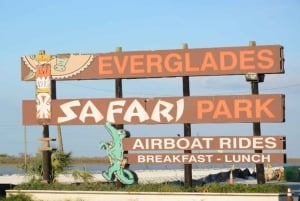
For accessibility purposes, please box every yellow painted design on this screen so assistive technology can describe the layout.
[36,54,51,62]
[36,88,50,93]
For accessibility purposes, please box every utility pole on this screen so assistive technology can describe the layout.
[41,79,57,183]
[56,125,64,152]
[182,43,192,188]
[23,126,27,172]
[115,46,125,188]
[114,46,123,130]
[42,125,52,183]
[245,41,266,184]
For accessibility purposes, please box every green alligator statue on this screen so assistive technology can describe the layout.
[99,122,137,184]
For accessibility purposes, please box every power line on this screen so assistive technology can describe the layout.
[59,81,300,97]
[261,83,300,91]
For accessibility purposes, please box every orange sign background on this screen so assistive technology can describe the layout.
[21,45,284,80]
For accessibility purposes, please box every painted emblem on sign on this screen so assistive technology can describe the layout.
[23,54,94,80]
[35,51,52,123]
[99,122,137,184]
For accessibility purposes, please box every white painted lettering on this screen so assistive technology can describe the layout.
[132,139,145,150]
[58,100,80,123]
[164,138,175,149]
[220,138,231,149]
[151,100,174,122]
[124,99,149,122]
[224,154,271,163]
[239,138,252,149]
[151,139,162,149]
[79,100,103,123]
[265,137,277,149]
[176,98,184,121]
[252,137,264,149]
[107,100,126,123]
[137,155,145,163]
[202,138,213,149]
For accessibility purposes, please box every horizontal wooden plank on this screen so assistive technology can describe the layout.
[125,153,286,164]
[22,94,285,125]
[123,136,286,151]
[21,45,284,80]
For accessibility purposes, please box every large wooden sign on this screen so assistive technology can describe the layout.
[21,45,284,80]
[123,136,286,164]
[22,94,284,125]
[21,44,286,184]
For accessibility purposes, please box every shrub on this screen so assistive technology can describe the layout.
[14,180,288,193]
[51,151,72,179]
[19,151,72,182]
[72,170,94,184]
[1,193,34,201]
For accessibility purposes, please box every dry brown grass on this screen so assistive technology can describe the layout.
[71,156,109,164]
[0,154,109,166]
[286,158,300,163]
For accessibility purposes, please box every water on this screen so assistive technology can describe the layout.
[0,166,25,175]
[2,163,298,175]
[67,163,246,173]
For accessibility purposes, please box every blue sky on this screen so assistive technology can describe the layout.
[0,0,299,160]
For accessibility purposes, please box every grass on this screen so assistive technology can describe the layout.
[1,183,289,201]
[195,183,288,193]
[0,194,34,201]
[14,180,288,193]
[4,177,289,201]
